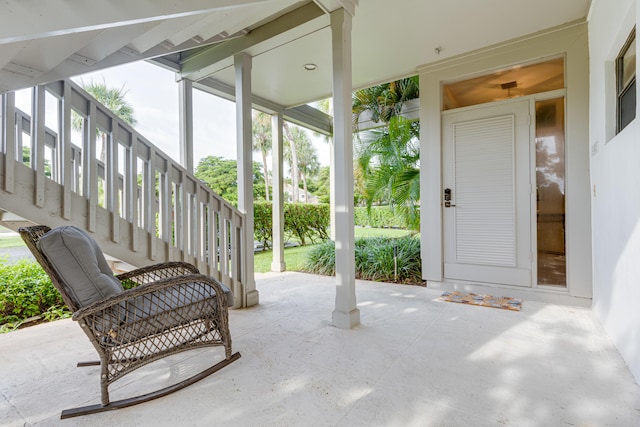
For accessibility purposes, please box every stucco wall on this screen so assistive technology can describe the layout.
[419,23,592,302]
[588,0,640,383]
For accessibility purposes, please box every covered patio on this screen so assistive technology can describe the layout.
[2,272,639,426]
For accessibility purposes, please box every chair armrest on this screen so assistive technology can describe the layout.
[72,273,228,322]
[115,262,200,288]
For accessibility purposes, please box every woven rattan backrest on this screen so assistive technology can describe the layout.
[18,225,82,312]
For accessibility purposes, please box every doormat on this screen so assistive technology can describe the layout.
[439,291,522,311]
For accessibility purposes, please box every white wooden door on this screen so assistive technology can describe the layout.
[443,100,532,287]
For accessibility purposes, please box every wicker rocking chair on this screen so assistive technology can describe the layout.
[19,225,241,419]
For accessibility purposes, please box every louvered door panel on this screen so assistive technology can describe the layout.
[453,115,515,267]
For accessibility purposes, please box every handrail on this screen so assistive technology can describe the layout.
[0,80,245,306]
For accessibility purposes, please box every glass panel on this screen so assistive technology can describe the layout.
[535,98,566,286]
[443,57,564,110]
[621,35,636,90]
[618,30,636,132]
[620,79,636,130]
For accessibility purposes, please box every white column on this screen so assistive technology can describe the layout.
[271,113,286,272]
[179,79,194,173]
[235,52,259,308]
[420,73,443,282]
[331,8,360,329]
[329,139,336,240]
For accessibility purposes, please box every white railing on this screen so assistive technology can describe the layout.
[0,80,246,305]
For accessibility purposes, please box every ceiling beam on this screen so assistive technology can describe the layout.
[179,2,325,82]
[13,31,246,95]
[312,0,359,16]
[284,104,333,135]
[0,0,271,44]
[193,76,332,135]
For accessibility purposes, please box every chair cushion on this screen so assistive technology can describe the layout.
[38,226,124,308]
[96,281,233,345]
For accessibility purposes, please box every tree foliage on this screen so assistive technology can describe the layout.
[283,124,319,202]
[81,80,137,126]
[72,80,137,163]
[282,121,300,202]
[252,111,272,201]
[251,113,322,204]
[289,126,319,202]
[253,202,329,248]
[352,77,421,229]
[356,116,420,230]
[308,166,330,204]
[352,76,419,127]
[194,156,266,203]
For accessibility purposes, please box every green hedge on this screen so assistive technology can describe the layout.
[354,206,416,229]
[253,202,273,248]
[254,202,330,248]
[303,235,422,283]
[0,259,70,332]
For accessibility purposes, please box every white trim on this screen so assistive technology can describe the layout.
[178,79,194,173]
[271,113,286,272]
[427,280,591,308]
[330,8,359,329]
[420,22,591,300]
[234,52,258,308]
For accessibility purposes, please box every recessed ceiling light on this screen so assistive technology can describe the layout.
[304,63,318,71]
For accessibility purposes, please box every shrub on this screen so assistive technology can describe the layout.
[303,235,422,283]
[303,240,336,276]
[0,259,70,332]
[285,203,330,245]
[354,206,417,229]
[355,236,422,282]
[253,202,273,249]
[253,202,330,248]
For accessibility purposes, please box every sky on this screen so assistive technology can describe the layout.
[31,60,330,169]
[75,61,238,167]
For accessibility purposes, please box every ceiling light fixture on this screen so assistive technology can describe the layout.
[304,63,318,71]
[501,81,518,98]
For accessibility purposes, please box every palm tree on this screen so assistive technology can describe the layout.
[352,76,419,127]
[83,80,136,126]
[293,131,319,203]
[283,124,318,203]
[356,116,420,230]
[282,121,300,202]
[74,80,137,162]
[352,77,420,229]
[252,111,272,201]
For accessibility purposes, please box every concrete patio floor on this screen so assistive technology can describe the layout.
[1,272,639,426]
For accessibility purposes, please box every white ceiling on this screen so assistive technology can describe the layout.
[0,0,591,109]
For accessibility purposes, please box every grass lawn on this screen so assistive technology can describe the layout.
[353,226,414,239]
[0,234,23,249]
[254,227,414,273]
[254,244,313,273]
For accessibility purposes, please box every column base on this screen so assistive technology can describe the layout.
[244,289,259,307]
[270,262,286,272]
[332,308,360,329]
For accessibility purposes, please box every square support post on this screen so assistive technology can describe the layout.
[234,53,259,308]
[271,113,286,272]
[330,139,336,240]
[178,79,194,173]
[331,8,360,329]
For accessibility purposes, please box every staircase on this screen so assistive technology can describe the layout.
[0,79,247,307]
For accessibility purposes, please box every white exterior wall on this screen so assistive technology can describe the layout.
[588,0,640,383]
[419,23,592,303]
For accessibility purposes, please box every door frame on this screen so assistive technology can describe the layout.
[418,23,592,301]
[442,98,534,287]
